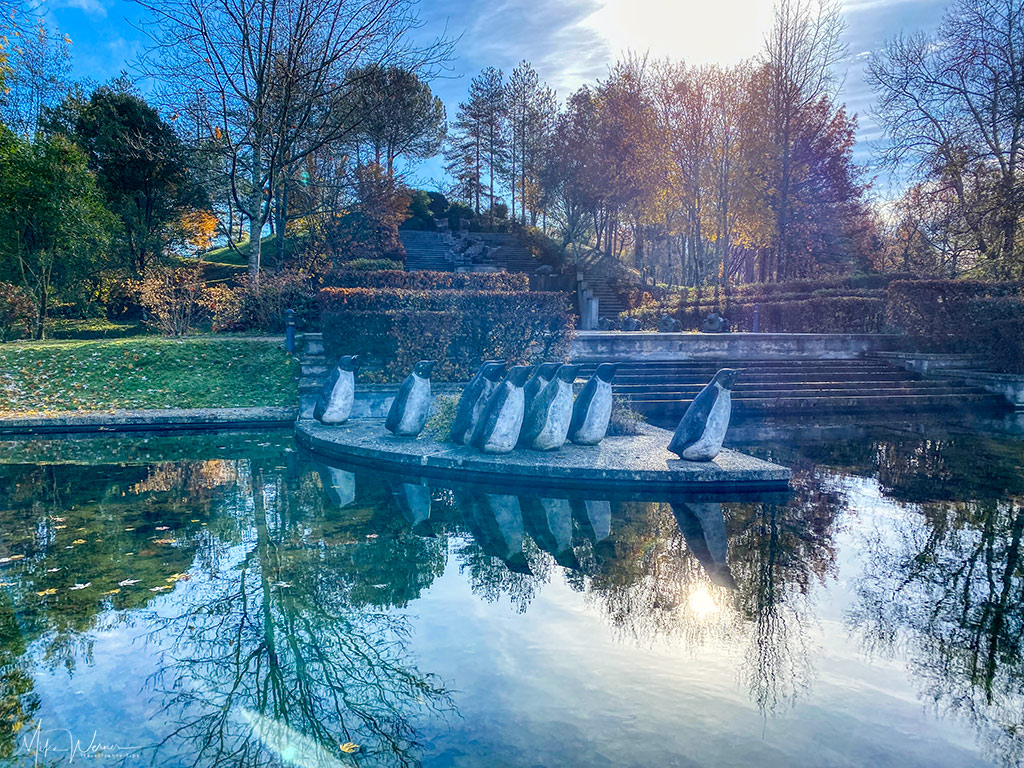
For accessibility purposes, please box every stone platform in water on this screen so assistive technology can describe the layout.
[294,419,790,492]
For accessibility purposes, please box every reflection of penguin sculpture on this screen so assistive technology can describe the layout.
[386,360,436,437]
[521,364,582,451]
[457,491,532,574]
[522,362,562,417]
[668,368,743,461]
[671,502,735,589]
[470,366,533,454]
[316,464,356,508]
[392,481,434,536]
[569,363,620,445]
[451,361,507,445]
[522,496,579,569]
[313,355,360,424]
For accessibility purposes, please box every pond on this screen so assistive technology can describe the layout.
[0,419,1023,768]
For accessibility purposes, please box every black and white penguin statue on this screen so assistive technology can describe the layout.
[668,368,743,461]
[568,362,620,445]
[470,365,533,454]
[520,363,581,451]
[522,362,563,416]
[313,355,360,424]
[451,360,507,444]
[385,360,436,437]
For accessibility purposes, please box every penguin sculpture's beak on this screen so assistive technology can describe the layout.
[721,369,744,389]
[419,360,437,377]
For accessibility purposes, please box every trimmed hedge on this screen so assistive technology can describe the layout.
[886,280,1024,350]
[325,269,529,292]
[319,287,575,382]
[627,293,887,333]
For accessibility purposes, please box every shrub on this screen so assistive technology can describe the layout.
[607,396,646,436]
[887,280,1024,349]
[325,269,528,292]
[341,258,405,272]
[0,282,34,341]
[209,270,316,333]
[993,318,1024,374]
[424,394,460,440]
[319,287,575,382]
[138,265,208,336]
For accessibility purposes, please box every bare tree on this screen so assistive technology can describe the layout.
[763,0,846,280]
[869,0,1024,278]
[135,0,451,284]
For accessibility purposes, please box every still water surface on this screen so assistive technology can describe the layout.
[0,422,1022,767]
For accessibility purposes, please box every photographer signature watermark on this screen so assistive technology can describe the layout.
[19,722,145,765]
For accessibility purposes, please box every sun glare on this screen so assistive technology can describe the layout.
[584,0,774,66]
[688,585,721,618]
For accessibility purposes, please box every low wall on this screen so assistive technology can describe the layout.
[570,332,904,362]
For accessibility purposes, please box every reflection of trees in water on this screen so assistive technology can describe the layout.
[850,497,1024,767]
[146,464,454,768]
[0,591,38,760]
[727,469,841,715]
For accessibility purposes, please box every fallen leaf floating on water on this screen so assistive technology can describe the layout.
[69,583,91,591]
[103,589,120,596]
[339,743,360,754]
[155,526,170,531]
[36,588,57,596]
[153,539,177,546]
[72,539,86,546]
[150,585,171,593]
[118,579,141,586]
[165,573,188,583]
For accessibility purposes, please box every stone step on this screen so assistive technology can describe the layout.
[616,380,971,395]
[633,392,1005,417]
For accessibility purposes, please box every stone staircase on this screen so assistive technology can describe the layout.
[401,231,455,271]
[474,233,537,273]
[576,358,1011,424]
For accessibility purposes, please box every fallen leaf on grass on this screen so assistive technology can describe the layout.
[153,539,177,546]
[72,539,87,546]
[103,589,121,596]
[149,585,171,593]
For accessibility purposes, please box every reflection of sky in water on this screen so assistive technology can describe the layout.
[0,426,1020,767]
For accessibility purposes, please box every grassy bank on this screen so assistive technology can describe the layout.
[0,337,297,416]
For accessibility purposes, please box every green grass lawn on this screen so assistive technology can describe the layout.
[0,337,298,416]
[45,318,147,340]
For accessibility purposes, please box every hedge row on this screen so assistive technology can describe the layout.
[325,269,529,292]
[886,281,1024,370]
[627,294,887,333]
[319,287,575,382]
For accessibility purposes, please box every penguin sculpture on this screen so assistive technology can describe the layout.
[385,360,436,437]
[520,363,582,451]
[313,355,360,424]
[668,368,743,461]
[470,365,533,454]
[451,360,507,444]
[522,362,562,416]
[568,363,620,445]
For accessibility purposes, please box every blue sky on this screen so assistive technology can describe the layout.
[48,0,947,194]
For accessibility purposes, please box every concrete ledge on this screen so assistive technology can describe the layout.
[0,406,299,435]
[932,370,1024,409]
[871,351,983,375]
[295,418,791,492]
[571,331,904,362]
